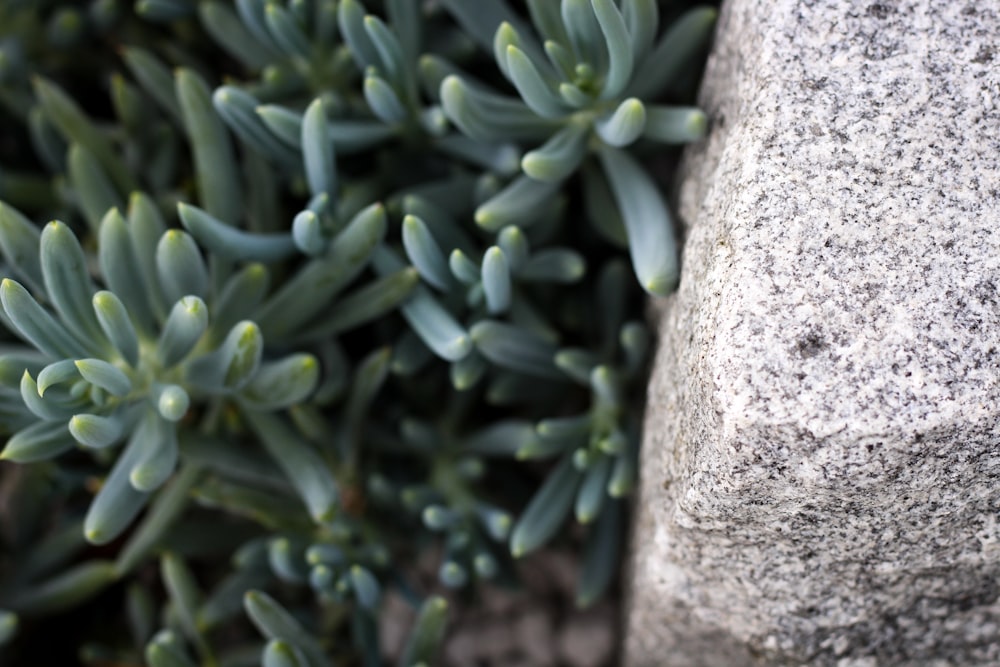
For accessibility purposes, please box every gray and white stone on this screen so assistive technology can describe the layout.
[626,0,1000,664]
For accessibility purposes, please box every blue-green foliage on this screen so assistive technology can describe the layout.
[0,0,715,664]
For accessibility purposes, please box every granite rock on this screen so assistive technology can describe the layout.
[625,0,1000,665]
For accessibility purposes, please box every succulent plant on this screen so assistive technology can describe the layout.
[0,0,715,664]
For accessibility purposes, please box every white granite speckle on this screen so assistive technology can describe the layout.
[625,0,1000,664]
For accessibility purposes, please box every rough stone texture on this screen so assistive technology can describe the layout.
[625,0,1000,665]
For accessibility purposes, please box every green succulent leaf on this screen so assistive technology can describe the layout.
[402,215,452,291]
[243,411,339,524]
[156,230,209,305]
[474,174,561,231]
[75,358,131,397]
[4,560,117,615]
[622,0,657,62]
[264,640,309,667]
[470,319,561,378]
[364,74,409,124]
[561,0,605,70]
[235,0,283,53]
[93,291,140,367]
[123,196,167,313]
[155,384,190,422]
[0,611,17,646]
[349,565,380,610]
[129,413,179,493]
[161,552,205,651]
[264,2,311,58]
[0,201,43,293]
[575,453,612,523]
[146,639,198,667]
[21,371,76,421]
[36,358,79,395]
[505,45,566,119]
[186,321,262,393]
[121,47,183,122]
[67,143,123,234]
[297,267,419,341]
[448,249,480,285]
[84,427,152,544]
[176,68,243,223]
[481,246,511,313]
[510,453,580,557]
[32,76,134,194]
[521,121,589,182]
[198,1,277,69]
[628,6,717,100]
[239,354,319,409]
[99,201,158,332]
[440,75,556,143]
[257,203,386,339]
[592,0,634,99]
[338,0,380,71]
[363,15,409,95]
[398,596,448,667]
[1,278,89,358]
[115,465,200,577]
[520,248,586,283]
[374,249,471,362]
[158,296,208,368]
[576,497,623,607]
[213,86,300,165]
[301,99,336,198]
[597,146,678,295]
[211,263,270,342]
[595,97,646,147]
[0,420,75,463]
[244,590,331,667]
[69,412,125,449]
[178,202,296,263]
[642,105,709,144]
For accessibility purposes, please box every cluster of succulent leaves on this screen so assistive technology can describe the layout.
[0,0,714,664]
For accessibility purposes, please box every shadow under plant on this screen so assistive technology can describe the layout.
[0,0,715,664]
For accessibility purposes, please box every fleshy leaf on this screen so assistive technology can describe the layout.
[0,201,43,292]
[597,146,678,295]
[594,97,646,147]
[84,427,152,544]
[176,68,243,223]
[158,296,208,368]
[1,421,75,463]
[470,320,562,378]
[178,203,296,263]
[244,591,330,667]
[69,413,125,449]
[75,359,132,397]
[93,291,140,367]
[509,453,580,557]
[521,121,589,182]
[481,246,511,314]
[257,203,386,339]
[239,354,319,409]
[186,321,262,393]
[398,596,448,667]
[402,215,452,291]
[301,98,336,198]
[474,174,561,231]
[243,411,339,524]
[592,0,634,99]
[576,498,622,607]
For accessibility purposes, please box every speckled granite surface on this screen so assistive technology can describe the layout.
[625,0,1000,665]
